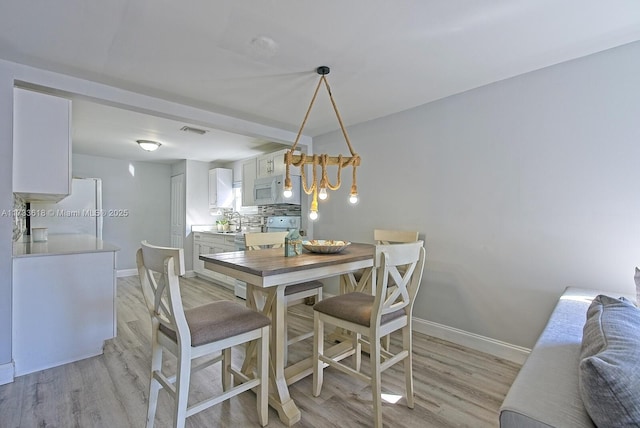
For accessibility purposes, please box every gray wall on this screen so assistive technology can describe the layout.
[313,41,640,349]
[73,154,172,270]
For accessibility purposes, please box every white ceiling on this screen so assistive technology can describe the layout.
[2,0,640,163]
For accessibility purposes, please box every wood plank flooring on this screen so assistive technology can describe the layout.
[0,275,521,428]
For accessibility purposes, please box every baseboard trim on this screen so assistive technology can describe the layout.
[116,268,137,278]
[184,270,196,278]
[0,361,14,385]
[413,318,530,365]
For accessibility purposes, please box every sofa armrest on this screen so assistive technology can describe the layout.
[500,287,603,428]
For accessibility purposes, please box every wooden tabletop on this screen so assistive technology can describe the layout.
[200,242,374,277]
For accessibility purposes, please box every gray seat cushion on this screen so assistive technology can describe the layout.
[160,300,270,347]
[313,292,404,327]
[579,294,640,427]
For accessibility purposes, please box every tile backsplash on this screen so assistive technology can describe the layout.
[13,194,26,241]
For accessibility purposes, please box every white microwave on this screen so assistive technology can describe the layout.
[253,175,301,205]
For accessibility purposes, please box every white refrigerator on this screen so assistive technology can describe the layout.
[30,177,103,239]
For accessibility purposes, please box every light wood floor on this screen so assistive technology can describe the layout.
[0,275,521,428]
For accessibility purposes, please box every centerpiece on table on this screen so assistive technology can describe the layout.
[284,229,302,257]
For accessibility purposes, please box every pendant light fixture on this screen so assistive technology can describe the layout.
[283,66,361,220]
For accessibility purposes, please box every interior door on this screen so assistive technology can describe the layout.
[170,174,185,248]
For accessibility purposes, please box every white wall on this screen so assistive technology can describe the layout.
[314,41,640,349]
[73,154,172,270]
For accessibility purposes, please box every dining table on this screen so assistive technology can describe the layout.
[200,242,375,426]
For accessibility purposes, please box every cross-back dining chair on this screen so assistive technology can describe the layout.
[313,241,426,428]
[136,241,270,428]
[374,229,420,245]
[344,229,420,294]
[244,231,324,363]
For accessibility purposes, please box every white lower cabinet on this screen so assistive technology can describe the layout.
[193,232,236,288]
[12,250,117,376]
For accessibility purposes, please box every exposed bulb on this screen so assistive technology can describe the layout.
[349,194,359,204]
[318,187,328,200]
[283,187,293,198]
[309,210,318,220]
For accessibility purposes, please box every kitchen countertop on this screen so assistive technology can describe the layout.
[194,230,242,236]
[192,225,263,236]
[13,234,120,258]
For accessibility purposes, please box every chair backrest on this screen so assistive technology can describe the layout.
[136,241,191,346]
[371,241,426,324]
[374,229,419,245]
[244,231,289,250]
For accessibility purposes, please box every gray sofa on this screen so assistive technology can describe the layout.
[499,287,636,428]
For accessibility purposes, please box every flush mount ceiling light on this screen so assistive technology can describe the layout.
[284,66,361,221]
[137,139,161,152]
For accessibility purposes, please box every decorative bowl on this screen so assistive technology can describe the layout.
[302,240,351,254]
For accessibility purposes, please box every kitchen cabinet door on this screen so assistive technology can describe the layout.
[256,148,299,179]
[13,87,71,202]
[242,157,257,206]
[193,233,237,287]
[256,153,274,178]
[256,149,287,178]
[193,242,204,275]
[209,168,233,208]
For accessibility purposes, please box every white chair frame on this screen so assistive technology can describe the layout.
[137,241,269,428]
[313,241,426,428]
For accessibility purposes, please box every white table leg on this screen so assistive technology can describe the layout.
[245,283,301,426]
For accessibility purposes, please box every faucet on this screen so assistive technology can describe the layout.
[230,211,242,232]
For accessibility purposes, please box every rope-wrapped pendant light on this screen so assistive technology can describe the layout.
[283,66,361,220]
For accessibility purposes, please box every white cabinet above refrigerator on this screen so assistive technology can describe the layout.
[13,87,72,202]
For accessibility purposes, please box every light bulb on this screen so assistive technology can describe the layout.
[309,210,318,220]
[349,194,359,204]
[318,188,328,200]
[283,187,293,198]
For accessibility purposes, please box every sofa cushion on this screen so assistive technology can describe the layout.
[579,294,640,427]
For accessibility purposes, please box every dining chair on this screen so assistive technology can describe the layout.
[244,231,324,363]
[136,241,270,428]
[373,229,420,245]
[338,229,420,350]
[344,229,420,294]
[313,241,426,428]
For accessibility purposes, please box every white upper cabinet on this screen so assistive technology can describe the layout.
[13,87,72,202]
[242,157,257,207]
[257,148,289,178]
[209,168,233,208]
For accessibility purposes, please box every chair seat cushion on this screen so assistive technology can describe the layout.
[160,300,270,347]
[313,292,404,327]
[285,280,323,296]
